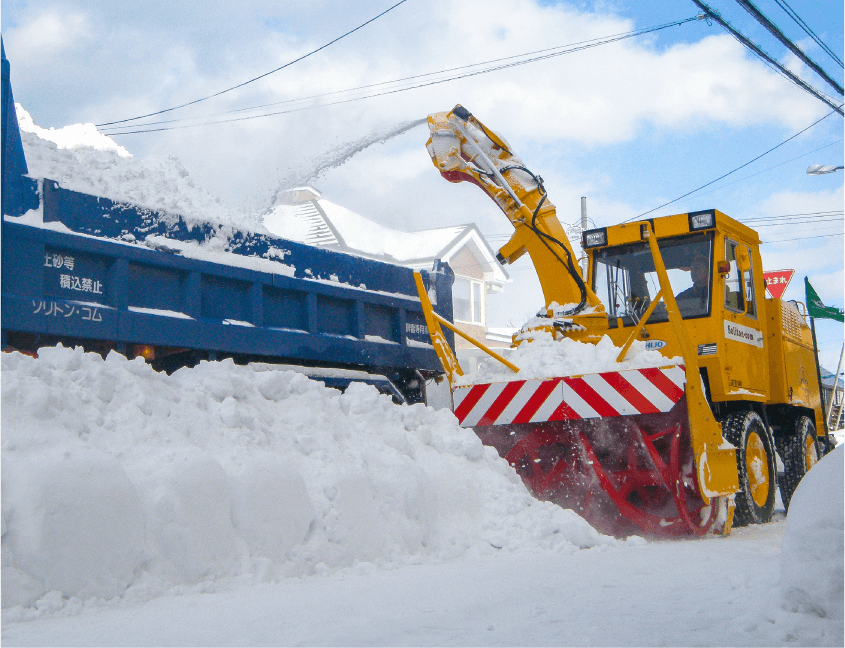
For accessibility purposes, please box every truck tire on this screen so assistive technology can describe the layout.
[778,416,820,512]
[722,410,776,526]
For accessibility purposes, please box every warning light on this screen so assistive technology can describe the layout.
[133,345,155,361]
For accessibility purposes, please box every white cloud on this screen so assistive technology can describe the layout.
[759,184,843,217]
[4,0,840,336]
[206,0,823,210]
[757,185,844,300]
[5,0,830,215]
[4,11,89,64]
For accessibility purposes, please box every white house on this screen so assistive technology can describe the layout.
[263,187,511,349]
[820,366,844,431]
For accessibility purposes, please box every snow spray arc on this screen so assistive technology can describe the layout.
[265,118,426,211]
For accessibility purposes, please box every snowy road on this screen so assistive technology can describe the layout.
[3,73,843,647]
[2,350,841,646]
[3,516,841,647]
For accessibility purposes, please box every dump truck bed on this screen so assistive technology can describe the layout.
[1,173,456,404]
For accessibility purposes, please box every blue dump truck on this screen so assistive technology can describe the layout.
[1,43,454,404]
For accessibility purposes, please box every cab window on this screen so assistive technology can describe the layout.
[592,232,714,326]
[724,239,756,317]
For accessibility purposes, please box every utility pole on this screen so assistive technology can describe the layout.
[0,35,8,349]
[580,196,588,277]
[827,344,844,430]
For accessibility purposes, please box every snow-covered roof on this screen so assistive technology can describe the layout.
[820,367,844,390]
[320,199,466,262]
[263,188,509,285]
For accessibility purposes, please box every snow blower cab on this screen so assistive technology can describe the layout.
[414,105,828,538]
[585,211,830,524]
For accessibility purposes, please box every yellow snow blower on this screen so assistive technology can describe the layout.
[415,105,830,537]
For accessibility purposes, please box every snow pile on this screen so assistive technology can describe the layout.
[1,347,612,619]
[780,443,844,623]
[455,331,681,385]
[16,105,132,158]
[16,104,255,228]
[141,235,296,277]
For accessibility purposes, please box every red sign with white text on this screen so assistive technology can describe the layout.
[763,269,794,299]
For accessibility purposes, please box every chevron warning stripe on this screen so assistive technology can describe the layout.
[451,365,686,428]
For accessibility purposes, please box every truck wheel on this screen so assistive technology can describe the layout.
[722,410,776,526]
[778,416,820,512]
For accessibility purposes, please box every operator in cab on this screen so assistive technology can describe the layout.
[675,253,710,316]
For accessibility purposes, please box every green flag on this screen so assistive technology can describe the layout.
[805,277,844,322]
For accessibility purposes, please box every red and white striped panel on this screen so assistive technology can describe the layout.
[451,366,686,428]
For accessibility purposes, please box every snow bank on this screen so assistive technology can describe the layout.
[780,443,844,622]
[455,330,681,385]
[16,104,255,228]
[1,347,612,618]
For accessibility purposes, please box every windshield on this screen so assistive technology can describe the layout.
[592,232,714,326]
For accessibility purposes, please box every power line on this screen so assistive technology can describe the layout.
[760,223,844,232]
[483,212,843,244]
[483,167,844,240]
[763,232,843,243]
[95,0,411,128]
[623,108,839,222]
[743,209,842,218]
[806,0,838,27]
[103,25,685,133]
[741,209,843,222]
[691,0,843,115]
[772,0,843,68]
[749,217,843,227]
[101,15,704,136]
[672,138,843,202]
[732,0,843,95]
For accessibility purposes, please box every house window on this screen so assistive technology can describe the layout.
[472,280,482,323]
[453,276,484,324]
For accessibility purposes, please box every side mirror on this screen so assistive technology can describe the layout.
[735,245,751,274]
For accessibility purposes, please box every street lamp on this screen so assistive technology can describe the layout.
[807,164,844,175]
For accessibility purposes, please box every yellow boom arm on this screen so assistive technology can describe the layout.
[426,105,603,315]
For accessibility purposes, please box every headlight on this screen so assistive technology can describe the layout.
[582,228,608,248]
[688,210,716,231]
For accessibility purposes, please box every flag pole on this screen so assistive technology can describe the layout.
[808,314,832,446]
[827,344,845,430]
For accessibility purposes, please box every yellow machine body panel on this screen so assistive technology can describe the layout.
[588,210,825,428]
[765,298,825,432]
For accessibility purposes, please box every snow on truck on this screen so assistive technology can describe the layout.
[0,44,454,405]
[415,105,833,538]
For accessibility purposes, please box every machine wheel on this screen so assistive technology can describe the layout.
[722,410,776,526]
[778,416,820,512]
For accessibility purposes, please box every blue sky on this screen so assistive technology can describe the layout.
[3,0,843,367]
